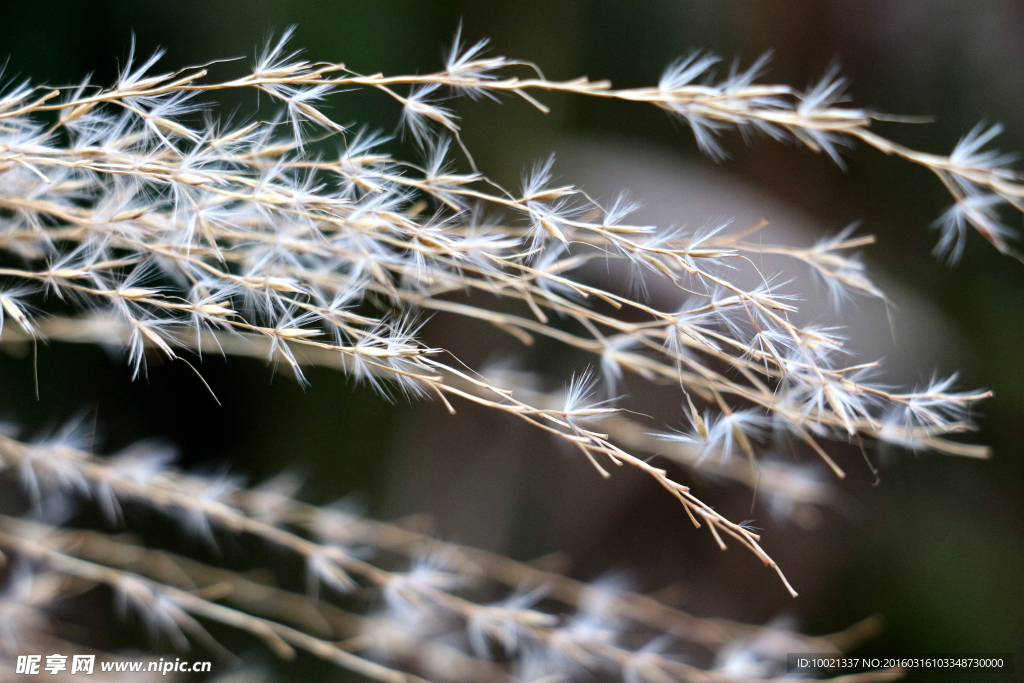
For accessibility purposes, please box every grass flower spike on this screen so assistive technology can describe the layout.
[0,27,1011,682]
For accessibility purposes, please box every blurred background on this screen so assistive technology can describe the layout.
[1,1,1022,681]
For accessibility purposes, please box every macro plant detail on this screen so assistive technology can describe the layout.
[0,27,1015,682]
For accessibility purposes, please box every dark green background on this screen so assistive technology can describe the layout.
[1,2,1021,681]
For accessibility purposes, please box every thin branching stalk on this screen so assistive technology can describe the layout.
[0,28,1012,681]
